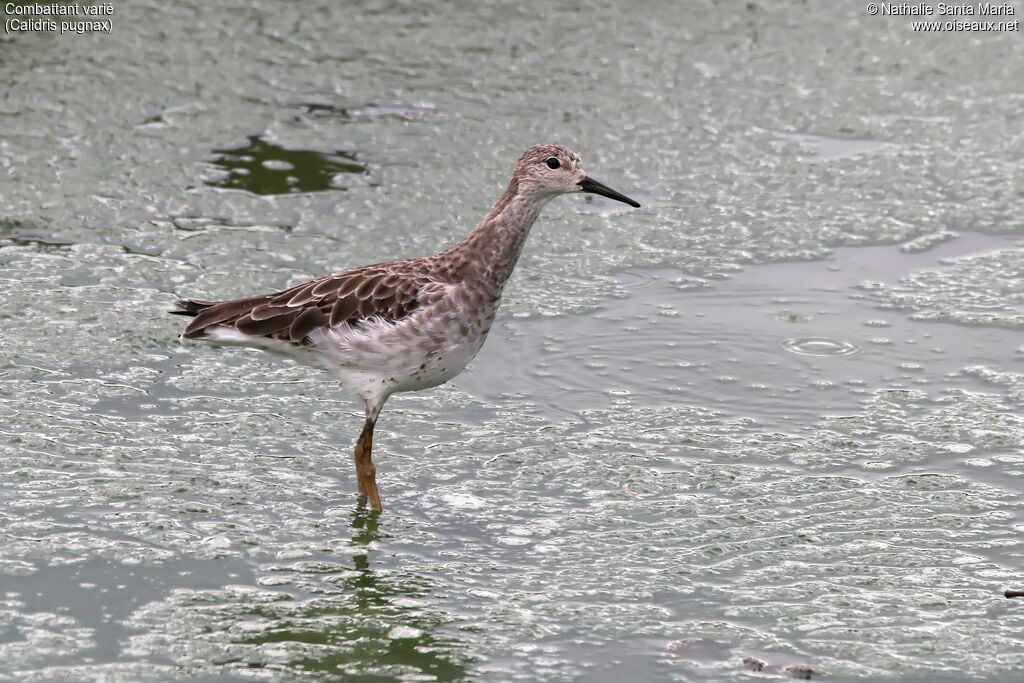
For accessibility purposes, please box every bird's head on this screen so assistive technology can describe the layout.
[513,143,640,208]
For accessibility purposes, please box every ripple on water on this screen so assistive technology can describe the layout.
[781,337,862,357]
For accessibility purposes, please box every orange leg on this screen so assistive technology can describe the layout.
[353,416,382,512]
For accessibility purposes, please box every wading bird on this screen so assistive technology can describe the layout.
[172,144,639,512]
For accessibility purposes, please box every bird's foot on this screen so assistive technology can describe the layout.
[360,474,383,513]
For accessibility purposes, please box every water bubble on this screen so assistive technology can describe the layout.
[781,337,862,357]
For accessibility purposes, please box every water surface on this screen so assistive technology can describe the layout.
[1,1,1023,680]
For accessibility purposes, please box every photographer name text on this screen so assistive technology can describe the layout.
[876,2,1014,15]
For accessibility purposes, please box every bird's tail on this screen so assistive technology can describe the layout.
[168,299,214,317]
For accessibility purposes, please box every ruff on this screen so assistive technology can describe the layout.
[172,143,639,512]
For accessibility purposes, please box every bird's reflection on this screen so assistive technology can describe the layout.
[234,504,471,679]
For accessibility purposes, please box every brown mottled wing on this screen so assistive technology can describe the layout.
[180,261,427,344]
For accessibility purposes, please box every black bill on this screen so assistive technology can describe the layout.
[580,175,640,208]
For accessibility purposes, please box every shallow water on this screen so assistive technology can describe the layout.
[2,1,1024,681]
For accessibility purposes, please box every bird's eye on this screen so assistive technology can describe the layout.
[545,157,560,169]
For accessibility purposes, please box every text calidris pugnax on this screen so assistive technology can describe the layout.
[172,143,640,512]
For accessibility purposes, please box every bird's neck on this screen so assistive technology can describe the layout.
[440,177,555,289]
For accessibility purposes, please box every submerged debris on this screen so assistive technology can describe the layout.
[668,640,815,678]
[295,101,443,121]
